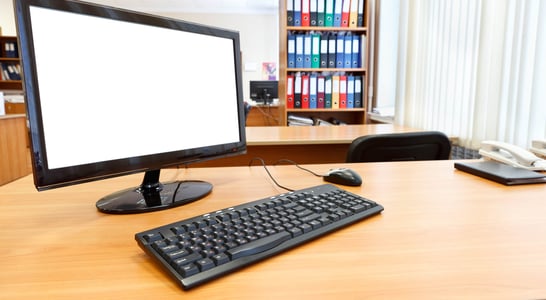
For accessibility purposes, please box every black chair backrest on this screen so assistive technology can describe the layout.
[346,131,452,163]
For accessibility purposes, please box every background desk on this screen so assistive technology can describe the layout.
[0,114,31,185]
[1,160,545,299]
[193,124,419,167]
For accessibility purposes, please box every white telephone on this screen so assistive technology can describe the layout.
[479,140,546,171]
[530,140,546,158]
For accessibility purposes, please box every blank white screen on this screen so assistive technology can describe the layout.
[29,6,241,169]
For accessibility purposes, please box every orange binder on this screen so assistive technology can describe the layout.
[331,75,340,109]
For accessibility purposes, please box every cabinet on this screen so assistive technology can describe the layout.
[0,36,22,91]
[279,0,371,126]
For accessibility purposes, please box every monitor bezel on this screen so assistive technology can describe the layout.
[15,0,247,191]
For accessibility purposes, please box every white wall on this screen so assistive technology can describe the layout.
[0,0,16,35]
[160,12,279,100]
[0,0,279,101]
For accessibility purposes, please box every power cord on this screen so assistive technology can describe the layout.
[248,157,324,192]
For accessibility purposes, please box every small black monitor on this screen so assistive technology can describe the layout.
[15,0,246,214]
[249,80,278,104]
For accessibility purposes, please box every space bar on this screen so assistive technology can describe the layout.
[227,231,291,260]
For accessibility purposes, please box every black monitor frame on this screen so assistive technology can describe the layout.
[14,0,247,213]
[249,80,278,104]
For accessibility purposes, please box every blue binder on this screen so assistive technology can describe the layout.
[346,75,355,108]
[295,34,304,68]
[344,33,352,68]
[351,35,360,68]
[294,0,302,26]
[288,33,296,68]
[309,73,318,108]
[303,33,312,68]
[333,0,343,27]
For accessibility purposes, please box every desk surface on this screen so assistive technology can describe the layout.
[1,161,546,299]
[246,124,419,145]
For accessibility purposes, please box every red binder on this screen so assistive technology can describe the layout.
[339,75,347,108]
[286,74,294,109]
[301,74,310,109]
[301,0,310,26]
[341,0,351,27]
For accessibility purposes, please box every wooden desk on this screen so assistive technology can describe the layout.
[1,161,545,299]
[0,114,31,185]
[245,105,281,126]
[193,124,419,167]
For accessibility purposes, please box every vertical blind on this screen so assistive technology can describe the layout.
[394,0,546,149]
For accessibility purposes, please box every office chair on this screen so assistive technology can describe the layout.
[346,131,452,163]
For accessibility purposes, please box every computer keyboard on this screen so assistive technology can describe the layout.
[135,184,384,290]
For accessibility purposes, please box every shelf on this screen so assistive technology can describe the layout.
[279,0,372,126]
[287,26,367,32]
[287,108,365,113]
[287,68,366,72]
[0,36,22,91]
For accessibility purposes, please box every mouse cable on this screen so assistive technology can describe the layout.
[248,157,295,192]
[272,159,325,177]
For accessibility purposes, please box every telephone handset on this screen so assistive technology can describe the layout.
[530,140,546,158]
[479,140,546,171]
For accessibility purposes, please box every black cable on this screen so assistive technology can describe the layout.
[273,159,324,177]
[248,157,295,191]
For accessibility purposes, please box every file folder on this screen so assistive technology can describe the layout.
[346,75,355,108]
[310,0,318,26]
[294,0,302,26]
[351,35,360,68]
[339,75,347,108]
[303,33,312,68]
[287,33,296,68]
[324,76,332,108]
[309,73,318,108]
[317,0,326,26]
[357,0,364,27]
[333,0,343,27]
[327,33,336,68]
[325,0,334,27]
[344,33,353,68]
[336,33,345,68]
[286,74,295,108]
[320,34,328,68]
[311,33,321,68]
[301,74,310,108]
[294,74,302,108]
[295,34,304,68]
[349,0,359,27]
[331,75,340,108]
[301,0,310,26]
[341,0,351,27]
[354,76,362,107]
[317,75,325,108]
[287,0,294,26]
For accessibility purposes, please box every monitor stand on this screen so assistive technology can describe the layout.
[96,169,212,214]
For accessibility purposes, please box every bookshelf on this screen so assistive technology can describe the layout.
[279,0,371,126]
[0,36,22,91]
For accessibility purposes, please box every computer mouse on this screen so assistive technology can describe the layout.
[323,168,362,186]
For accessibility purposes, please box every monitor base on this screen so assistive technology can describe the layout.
[96,170,212,214]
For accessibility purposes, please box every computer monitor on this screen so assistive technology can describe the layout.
[14,0,246,214]
[249,80,278,104]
